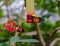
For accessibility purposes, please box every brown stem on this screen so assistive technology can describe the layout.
[12,5,25,46]
[35,23,46,46]
[46,27,60,46]
[49,38,60,46]
[49,27,60,39]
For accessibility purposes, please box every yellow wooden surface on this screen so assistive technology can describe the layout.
[26,0,35,14]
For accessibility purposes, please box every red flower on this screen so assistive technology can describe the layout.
[3,23,7,27]
[7,20,13,23]
[10,27,15,32]
[3,20,16,33]
[3,20,24,33]
[12,21,16,27]
[6,25,11,31]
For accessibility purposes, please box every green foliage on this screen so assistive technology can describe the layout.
[0,0,3,1]
[55,42,60,46]
[22,19,36,32]
[22,19,32,32]
[0,24,3,29]
[40,20,60,41]
[0,31,8,37]
[35,0,44,9]
[53,33,60,38]
[40,21,56,33]
[0,9,3,18]
[5,37,39,46]
[30,23,36,31]
[6,37,20,45]
[0,0,60,46]
[35,0,58,13]
[42,33,49,41]
[58,2,60,16]
[56,21,60,27]
[0,31,9,44]
[18,39,39,42]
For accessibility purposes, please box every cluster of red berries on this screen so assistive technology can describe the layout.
[3,20,23,33]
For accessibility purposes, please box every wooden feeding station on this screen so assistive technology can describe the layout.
[26,0,41,23]
[26,0,35,14]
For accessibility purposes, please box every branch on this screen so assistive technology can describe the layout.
[49,38,60,46]
[46,27,60,46]
[49,27,60,39]
[21,31,37,36]
[21,29,60,36]
[14,5,25,37]
[35,23,46,46]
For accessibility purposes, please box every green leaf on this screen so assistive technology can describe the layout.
[9,37,19,45]
[35,0,57,13]
[18,39,39,42]
[40,21,56,33]
[5,37,19,45]
[6,38,39,45]
[0,43,3,46]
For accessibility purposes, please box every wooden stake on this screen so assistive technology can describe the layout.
[26,0,46,46]
[26,0,35,14]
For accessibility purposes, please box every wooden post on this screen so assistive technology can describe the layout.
[26,0,46,46]
[26,0,35,14]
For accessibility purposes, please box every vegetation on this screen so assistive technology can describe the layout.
[0,0,60,46]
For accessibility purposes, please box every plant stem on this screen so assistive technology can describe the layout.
[9,32,11,46]
[12,4,25,46]
[35,23,46,46]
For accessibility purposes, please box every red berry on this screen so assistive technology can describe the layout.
[7,20,13,23]
[4,20,16,33]
[12,22,16,26]
[7,25,11,30]
[10,27,15,32]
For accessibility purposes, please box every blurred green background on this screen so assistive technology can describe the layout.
[0,0,60,46]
